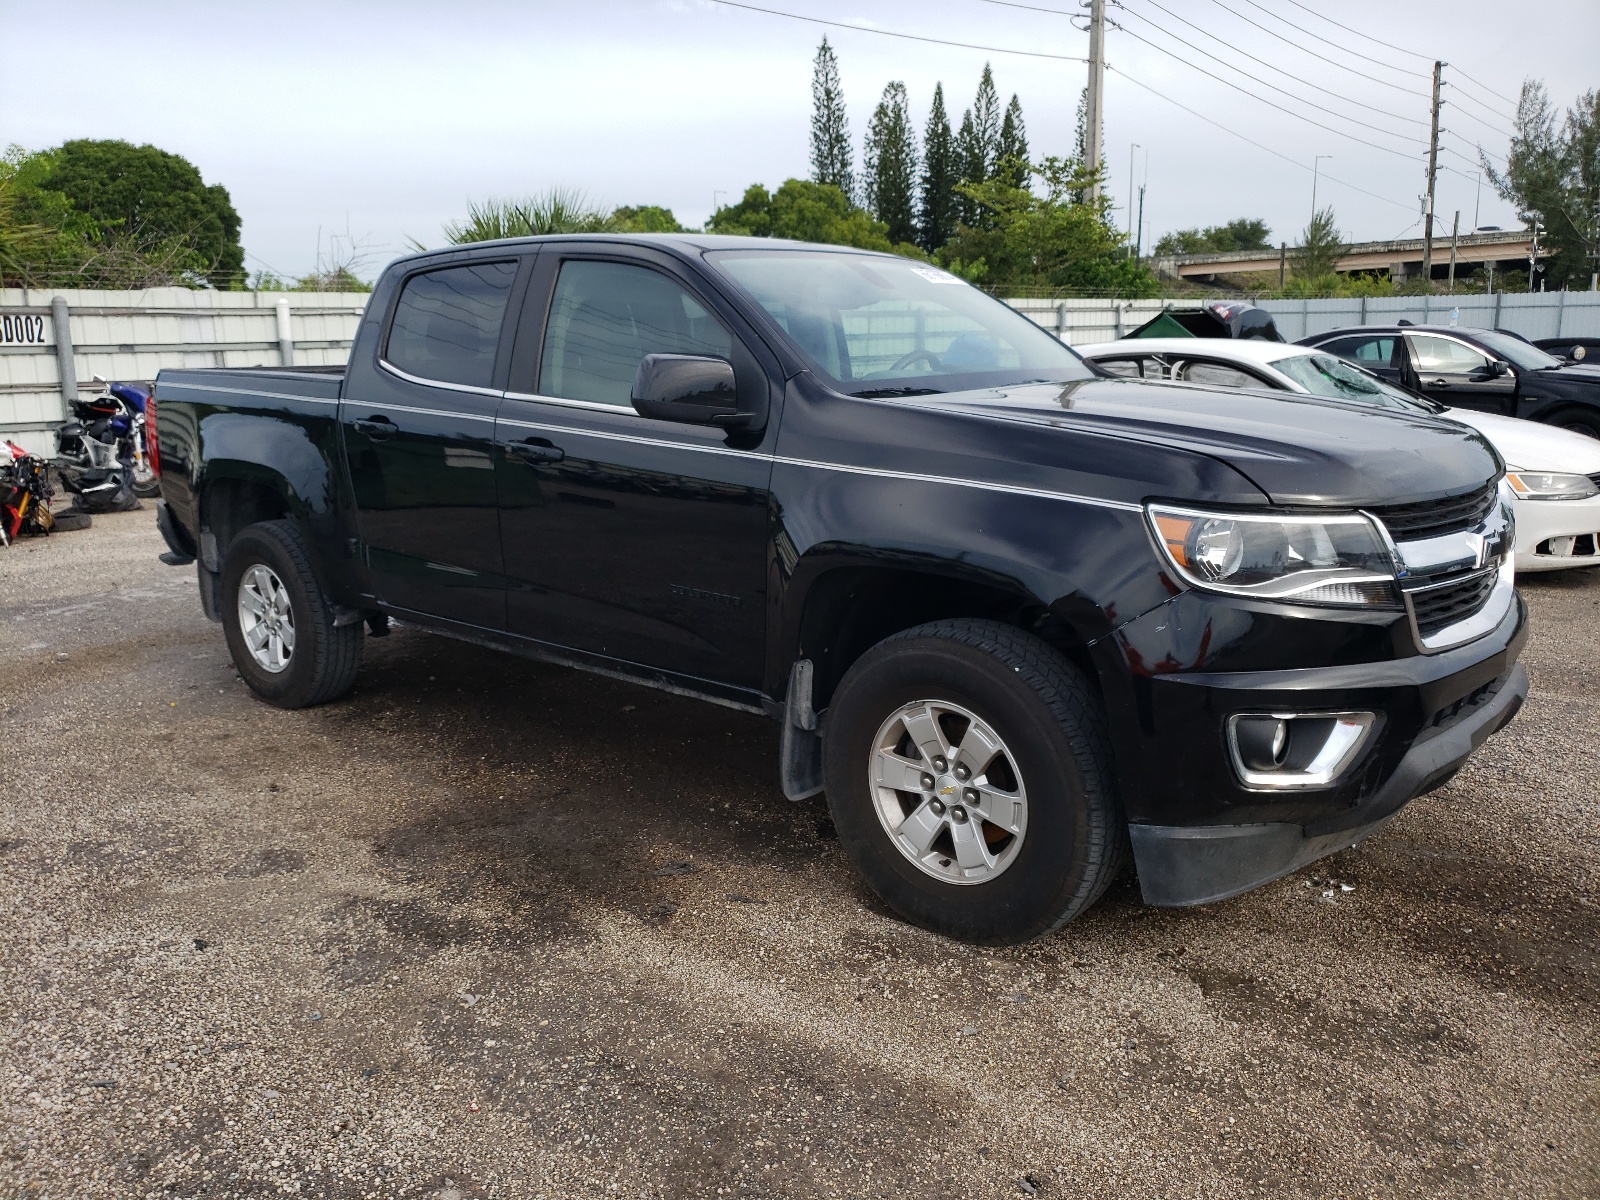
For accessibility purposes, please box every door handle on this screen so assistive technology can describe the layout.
[1429,378,1448,388]
[507,437,564,465]
[353,415,397,438]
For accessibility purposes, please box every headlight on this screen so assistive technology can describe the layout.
[1504,471,1599,501]
[1147,504,1401,608]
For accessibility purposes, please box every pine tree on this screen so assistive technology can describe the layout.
[996,94,1030,190]
[865,81,919,246]
[956,65,1003,226]
[972,65,1001,169]
[918,83,957,252]
[809,37,854,201]
[955,109,982,226]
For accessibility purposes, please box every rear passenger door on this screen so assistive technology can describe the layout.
[340,257,527,628]
[494,249,777,693]
[1319,334,1405,387]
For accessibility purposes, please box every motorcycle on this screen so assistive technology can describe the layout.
[53,376,159,512]
[2,440,71,545]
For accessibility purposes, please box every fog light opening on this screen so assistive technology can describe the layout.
[1227,711,1376,790]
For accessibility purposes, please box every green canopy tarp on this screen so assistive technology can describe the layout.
[1128,311,1196,339]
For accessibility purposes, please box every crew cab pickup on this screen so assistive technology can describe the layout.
[152,235,1528,943]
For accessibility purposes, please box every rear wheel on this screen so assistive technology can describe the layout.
[221,519,361,708]
[823,619,1127,944]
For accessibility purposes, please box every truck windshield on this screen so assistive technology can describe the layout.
[707,249,1092,395]
[1271,353,1436,412]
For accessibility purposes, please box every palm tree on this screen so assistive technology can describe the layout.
[442,189,616,244]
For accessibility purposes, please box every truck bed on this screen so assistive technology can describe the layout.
[155,365,345,404]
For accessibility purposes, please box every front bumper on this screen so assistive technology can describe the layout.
[1129,660,1525,905]
[1112,589,1528,906]
[1512,493,1600,572]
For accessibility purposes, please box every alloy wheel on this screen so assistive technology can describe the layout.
[869,698,1028,885]
[237,563,296,673]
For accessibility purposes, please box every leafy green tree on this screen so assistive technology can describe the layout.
[1485,81,1599,289]
[1291,207,1344,280]
[707,179,897,251]
[1071,86,1099,204]
[36,139,243,287]
[918,84,958,253]
[995,95,1030,191]
[955,110,983,227]
[612,205,685,233]
[865,82,918,247]
[810,37,854,202]
[937,156,1156,296]
[1,143,217,288]
[1154,218,1272,256]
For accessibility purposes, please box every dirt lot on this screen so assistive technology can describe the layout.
[1,507,1596,1200]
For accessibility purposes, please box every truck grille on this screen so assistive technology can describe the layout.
[1370,481,1498,541]
[1409,568,1499,638]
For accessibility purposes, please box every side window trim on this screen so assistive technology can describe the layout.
[376,255,530,396]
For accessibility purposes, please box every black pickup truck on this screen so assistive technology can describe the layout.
[151,235,1528,943]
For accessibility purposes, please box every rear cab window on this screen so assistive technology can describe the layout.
[384,261,519,389]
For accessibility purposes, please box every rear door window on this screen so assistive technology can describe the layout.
[1321,335,1396,368]
[1093,355,1169,380]
[538,260,733,407]
[1175,360,1268,389]
[385,261,518,390]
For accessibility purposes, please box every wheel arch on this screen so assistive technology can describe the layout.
[780,557,1109,714]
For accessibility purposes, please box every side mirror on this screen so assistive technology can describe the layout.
[1489,359,1511,377]
[631,354,751,428]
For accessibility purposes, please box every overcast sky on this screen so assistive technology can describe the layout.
[3,0,1595,279]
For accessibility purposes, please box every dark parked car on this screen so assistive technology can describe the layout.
[1300,324,1600,438]
[150,236,1526,943]
[1534,336,1600,364]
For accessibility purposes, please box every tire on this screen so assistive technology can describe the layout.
[220,519,361,709]
[823,618,1128,944]
[1552,411,1600,440]
[50,512,92,532]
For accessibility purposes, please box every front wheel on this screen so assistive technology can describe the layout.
[823,619,1128,944]
[1553,411,1600,440]
[221,519,361,708]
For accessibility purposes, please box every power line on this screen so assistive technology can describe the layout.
[1199,0,1430,97]
[1112,21,1427,158]
[1447,64,1515,106]
[1274,0,1433,62]
[1443,82,1516,137]
[1233,0,1432,78]
[1107,65,1415,212]
[704,0,1088,61]
[1120,0,1428,129]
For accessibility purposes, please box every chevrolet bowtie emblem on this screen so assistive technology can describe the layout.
[941,785,956,795]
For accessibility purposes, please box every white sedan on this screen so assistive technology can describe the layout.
[1076,337,1600,573]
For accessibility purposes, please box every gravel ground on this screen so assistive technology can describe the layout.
[1,507,1596,1200]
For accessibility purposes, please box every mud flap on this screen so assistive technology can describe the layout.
[780,658,824,802]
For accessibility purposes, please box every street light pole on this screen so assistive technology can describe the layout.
[1126,143,1140,249]
[1311,156,1332,224]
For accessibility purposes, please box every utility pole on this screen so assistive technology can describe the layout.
[1278,242,1287,289]
[1135,183,1145,258]
[1448,211,1460,293]
[1421,60,1442,284]
[1085,0,1105,203]
[1528,218,1542,292]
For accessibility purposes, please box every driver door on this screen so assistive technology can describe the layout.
[493,250,776,692]
[1403,333,1516,415]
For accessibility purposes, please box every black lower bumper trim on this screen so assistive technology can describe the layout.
[1129,661,1528,907]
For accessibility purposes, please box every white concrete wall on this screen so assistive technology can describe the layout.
[0,288,368,456]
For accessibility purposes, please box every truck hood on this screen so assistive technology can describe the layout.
[909,377,1501,506]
